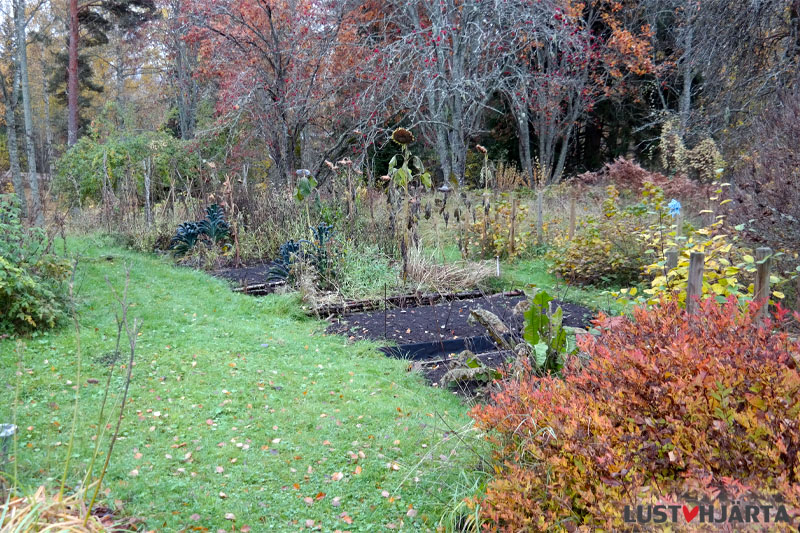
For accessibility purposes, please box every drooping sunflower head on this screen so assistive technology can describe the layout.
[391,128,415,146]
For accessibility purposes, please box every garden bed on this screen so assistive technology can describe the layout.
[213,262,285,294]
[327,291,593,344]
[327,291,595,389]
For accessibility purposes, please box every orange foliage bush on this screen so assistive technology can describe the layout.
[470,298,800,531]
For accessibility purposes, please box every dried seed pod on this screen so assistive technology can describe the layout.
[443,210,450,227]
[424,202,432,220]
[454,207,460,222]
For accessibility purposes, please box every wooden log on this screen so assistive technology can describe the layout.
[754,247,772,319]
[231,280,286,294]
[468,308,514,351]
[686,251,705,314]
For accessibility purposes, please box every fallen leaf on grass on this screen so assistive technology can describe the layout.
[331,472,344,481]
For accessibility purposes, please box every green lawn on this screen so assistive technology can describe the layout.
[0,237,476,531]
[494,258,626,315]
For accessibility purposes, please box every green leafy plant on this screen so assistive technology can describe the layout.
[169,204,230,256]
[266,224,340,289]
[198,203,230,243]
[267,239,303,283]
[521,290,574,375]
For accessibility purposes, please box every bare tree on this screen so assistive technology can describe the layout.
[371,0,515,185]
[497,2,601,184]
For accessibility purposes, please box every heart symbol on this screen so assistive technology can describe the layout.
[682,505,699,522]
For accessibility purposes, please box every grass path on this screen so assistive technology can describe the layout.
[1,237,475,531]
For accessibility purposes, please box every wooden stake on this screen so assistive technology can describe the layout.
[568,195,576,240]
[665,249,678,271]
[686,251,705,314]
[754,247,772,319]
[509,197,517,256]
[536,189,543,245]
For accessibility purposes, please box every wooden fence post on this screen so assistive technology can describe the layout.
[686,251,705,314]
[665,249,679,271]
[754,247,772,319]
[568,195,576,241]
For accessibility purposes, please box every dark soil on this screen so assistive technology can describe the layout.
[327,292,595,395]
[326,291,594,344]
[213,262,277,287]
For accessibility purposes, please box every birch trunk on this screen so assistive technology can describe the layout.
[15,0,42,224]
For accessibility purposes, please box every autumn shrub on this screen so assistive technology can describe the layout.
[467,194,531,260]
[547,185,648,286]
[470,298,800,531]
[0,195,71,335]
[573,157,708,213]
[617,179,796,308]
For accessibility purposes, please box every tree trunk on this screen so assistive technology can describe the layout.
[514,102,533,186]
[41,69,53,174]
[679,26,693,135]
[0,76,25,215]
[67,0,79,146]
[15,0,42,225]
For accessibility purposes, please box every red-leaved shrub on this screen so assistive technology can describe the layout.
[471,298,800,531]
[574,157,709,213]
